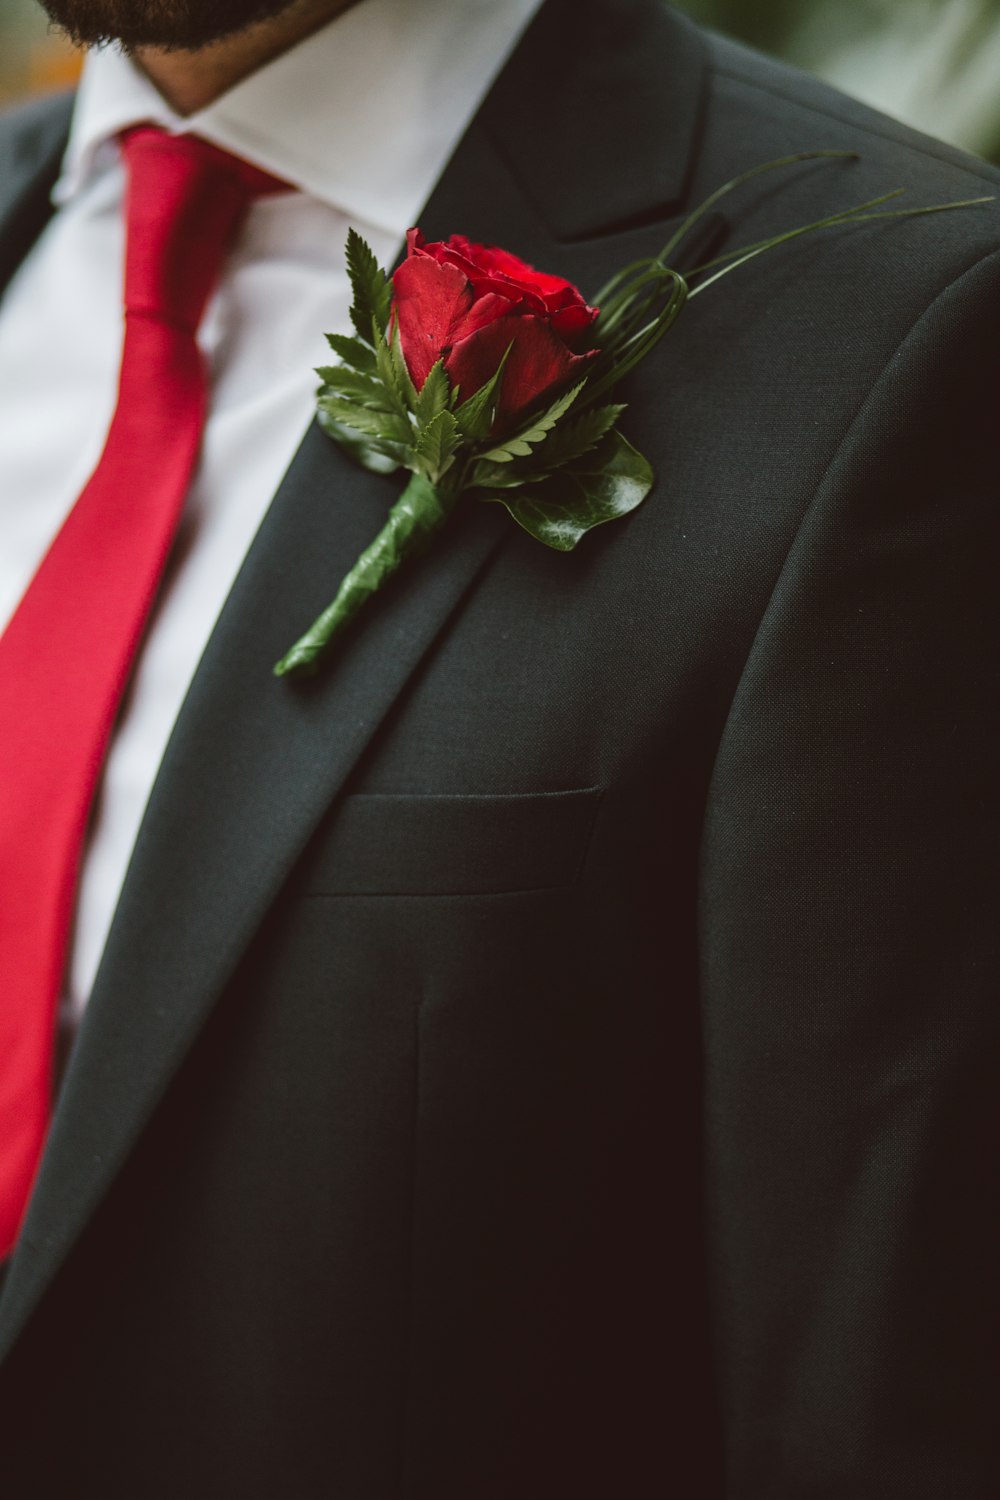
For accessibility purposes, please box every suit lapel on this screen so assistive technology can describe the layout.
[0,1,711,1357]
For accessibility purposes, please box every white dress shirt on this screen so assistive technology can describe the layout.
[0,0,542,1025]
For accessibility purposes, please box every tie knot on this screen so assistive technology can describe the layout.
[120,127,289,333]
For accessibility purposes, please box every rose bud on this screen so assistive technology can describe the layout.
[392,230,599,428]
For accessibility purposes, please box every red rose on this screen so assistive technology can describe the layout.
[392,230,599,426]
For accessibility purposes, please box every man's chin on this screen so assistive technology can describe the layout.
[38,0,303,52]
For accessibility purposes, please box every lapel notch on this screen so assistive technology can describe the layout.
[478,0,708,241]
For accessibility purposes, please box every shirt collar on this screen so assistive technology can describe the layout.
[55,0,543,235]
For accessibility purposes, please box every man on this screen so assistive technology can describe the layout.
[0,0,997,1492]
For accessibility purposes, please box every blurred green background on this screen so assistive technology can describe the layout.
[0,0,82,103]
[2,0,1000,162]
[681,0,1000,162]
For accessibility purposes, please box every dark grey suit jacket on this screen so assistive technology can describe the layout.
[0,2,998,1494]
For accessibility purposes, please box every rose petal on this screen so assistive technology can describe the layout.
[448,239,596,321]
[392,253,474,389]
[463,269,547,315]
[419,243,545,315]
[444,312,595,421]
[454,290,537,337]
[551,301,600,343]
[395,230,600,403]
[472,246,577,301]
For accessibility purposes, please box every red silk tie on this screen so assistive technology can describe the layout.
[0,128,285,1258]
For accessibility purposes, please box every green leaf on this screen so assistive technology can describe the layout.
[316,366,397,408]
[469,459,527,491]
[479,382,586,463]
[316,411,408,474]
[324,332,377,373]
[527,403,627,471]
[482,430,654,551]
[453,349,510,442]
[374,331,413,420]
[471,404,627,487]
[390,323,420,412]
[414,360,452,429]
[317,392,412,445]
[346,228,393,342]
[413,409,459,484]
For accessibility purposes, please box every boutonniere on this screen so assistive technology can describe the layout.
[274,151,989,678]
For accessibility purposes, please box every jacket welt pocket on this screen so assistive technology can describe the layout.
[296,787,603,897]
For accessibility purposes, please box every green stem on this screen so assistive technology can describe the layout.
[687,195,993,299]
[683,189,906,278]
[654,150,859,270]
[582,271,689,405]
[274,471,456,678]
[589,153,856,309]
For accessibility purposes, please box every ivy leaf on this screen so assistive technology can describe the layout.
[413,409,459,484]
[454,349,510,442]
[324,332,377,373]
[317,392,412,446]
[479,381,586,463]
[481,430,654,551]
[317,411,409,475]
[346,228,392,342]
[414,360,452,430]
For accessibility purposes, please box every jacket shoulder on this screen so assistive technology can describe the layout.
[702,24,1000,195]
[677,18,1000,305]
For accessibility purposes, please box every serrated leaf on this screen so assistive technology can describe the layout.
[373,331,413,421]
[470,403,627,489]
[346,228,392,342]
[390,323,420,412]
[317,393,412,445]
[317,411,409,474]
[481,430,654,551]
[479,382,586,463]
[529,403,627,471]
[316,366,397,408]
[324,332,377,373]
[454,349,510,442]
[414,360,452,429]
[413,409,459,483]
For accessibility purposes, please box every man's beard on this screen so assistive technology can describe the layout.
[38,0,306,51]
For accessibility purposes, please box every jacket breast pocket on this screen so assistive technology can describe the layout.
[295,786,603,897]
